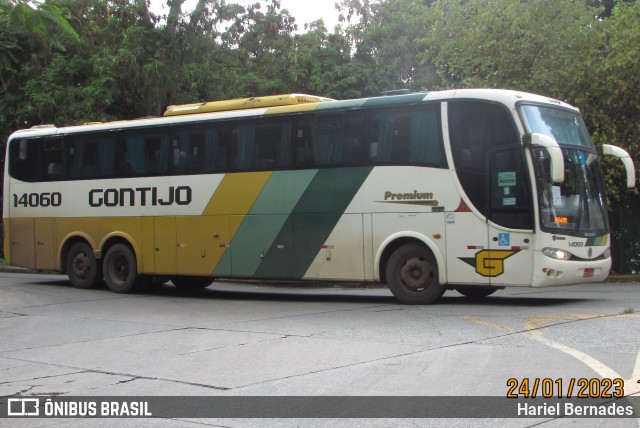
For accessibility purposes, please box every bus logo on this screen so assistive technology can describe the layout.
[380,191,438,206]
[7,398,40,416]
[460,250,518,277]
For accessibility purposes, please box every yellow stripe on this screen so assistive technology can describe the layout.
[202,172,272,246]
[202,172,272,216]
[266,103,321,115]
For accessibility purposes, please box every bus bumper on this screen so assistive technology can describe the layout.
[531,252,611,287]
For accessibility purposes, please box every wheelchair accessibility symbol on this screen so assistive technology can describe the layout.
[498,233,510,247]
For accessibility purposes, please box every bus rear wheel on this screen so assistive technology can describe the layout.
[171,276,215,290]
[455,285,499,299]
[103,243,139,293]
[385,243,444,305]
[66,242,102,289]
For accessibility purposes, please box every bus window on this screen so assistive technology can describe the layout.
[234,119,292,171]
[313,114,343,165]
[43,138,64,181]
[120,129,170,176]
[294,120,315,167]
[255,120,292,169]
[341,112,366,165]
[295,111,364,167]
[173,128,205,174]
[449,101,519,216]
[369,105,444,166]
[489,147,532,229]
[173,125,231,175]
[9,139,39,182]
[66,133,116,179]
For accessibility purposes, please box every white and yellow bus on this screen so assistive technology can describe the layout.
[2,90,635,304]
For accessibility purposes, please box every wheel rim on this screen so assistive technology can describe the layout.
[399,256,433,291]
[72,252,90,280]
[111,253,129,283]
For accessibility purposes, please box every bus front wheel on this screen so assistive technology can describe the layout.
[103,243,139,293]
[66,242,102,289]
[385,243,444,305]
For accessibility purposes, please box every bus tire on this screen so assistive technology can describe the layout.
[455,285,498,299]
[385,243,444,305]
[103,243,139,293]
[66,242,102,289]
[171,276,215,290]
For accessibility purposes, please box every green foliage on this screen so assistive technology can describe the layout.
[419,0,639,203]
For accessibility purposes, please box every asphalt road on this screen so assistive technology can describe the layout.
[0,272,639,427]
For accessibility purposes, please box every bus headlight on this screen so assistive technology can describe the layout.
[542,247,572,261]
[602,248,611,259]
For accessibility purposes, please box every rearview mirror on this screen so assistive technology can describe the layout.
[528,133,565,183]
[602,144,636,188]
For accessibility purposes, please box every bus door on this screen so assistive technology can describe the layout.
[447,100,532,286]
[486,147,534,285]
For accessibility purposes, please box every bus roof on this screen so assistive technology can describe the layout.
[7,89,579,140]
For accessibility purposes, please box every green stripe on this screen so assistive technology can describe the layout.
[221,170,317,277]
[255,166,373,278]
[362,93,428,107]
[316,93,428,112]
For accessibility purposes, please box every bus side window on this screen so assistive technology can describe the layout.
[144,134,169,175]
[214,128,231,171]
[66,134,116,179]
[369,105,443,167]
[9,139,39,182]
[121,129,169,176]
[254,120,292,169]
[172,125,230,175]
[234,119,292,171]
[234,123,256,170]
[314,114,343,165]
[43,138,64,181]
[173,129,205,174]
[341,112,366,165]
[294,120,315,167]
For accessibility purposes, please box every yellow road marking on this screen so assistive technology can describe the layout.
[462,316,515,333]
[464,313,640,399]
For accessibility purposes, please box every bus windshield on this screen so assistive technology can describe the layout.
[520,104,594,148]
[521,105,608,236]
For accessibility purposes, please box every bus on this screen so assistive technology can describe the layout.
[2,90,635,304]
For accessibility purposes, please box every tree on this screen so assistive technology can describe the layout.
[1,0,79,139]
[423,0,638,203]
[586,1,640,202]
[334,0,439,96]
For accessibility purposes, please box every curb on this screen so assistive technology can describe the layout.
[0,266,36,273]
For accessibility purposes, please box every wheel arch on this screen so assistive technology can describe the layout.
[59,232,142,274]
[59,232,98,273]
[99,233,142,272]
[375,232,447,285]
